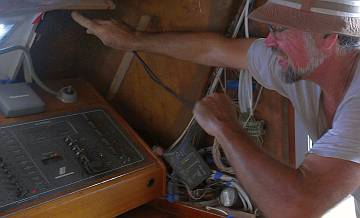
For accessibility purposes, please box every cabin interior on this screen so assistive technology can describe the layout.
[0,1,355,217]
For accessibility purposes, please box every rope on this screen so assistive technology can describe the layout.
[212,140,235,174]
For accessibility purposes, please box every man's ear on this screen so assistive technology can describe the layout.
[321,34,338,51]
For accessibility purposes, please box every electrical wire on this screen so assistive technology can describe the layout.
[218,75,227,94]
[217,0,265,145]
[163,2,259,213]
[232,0,248,38]
[212,140,234,174]
[133,51,195,108]
[168,173,222,201]
[253,86,263,113]
[209,2,264,214]
[0,46,58,95]
[236,0,264,120]
[210,171,253,212]
[244,0,251,39]
[238,69,253,114]
[185,183,210,200]
[170,0,253,151]
[205,206,229,216]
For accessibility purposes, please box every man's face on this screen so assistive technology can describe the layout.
[264,26,328,83]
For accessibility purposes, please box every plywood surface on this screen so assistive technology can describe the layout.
[30,0,293,165]
[79,0,242,147]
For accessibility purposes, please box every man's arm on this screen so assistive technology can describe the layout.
[193,93,360,218]
[71,12,255,69]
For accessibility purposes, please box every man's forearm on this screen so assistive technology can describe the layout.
[72,12,255,69]
[193,93,360,218]
[133,32,255,68]
[215,124,319,218]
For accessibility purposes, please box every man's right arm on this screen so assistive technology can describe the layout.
[71,12,256,69]
[134,32,255,68]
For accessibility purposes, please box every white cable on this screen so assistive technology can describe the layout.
[211,171,253,212]
[232,181,253,212]
[253,86,264,112]
[238,0,264,119]
[238,69,253,115]
[0,46,58,95]
[169,117,195,150]
[207,67,224,95]
[244,0,251,39]
[170,3,258,213]
[205,206,229,216]
[224,68,227,92]
[246,72,253,115]
[219,174,253,212]
[171,0,253,150]
[232,1,247,38]
[218,76,227,94]
[212,140,235,174]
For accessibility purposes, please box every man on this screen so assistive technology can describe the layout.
[71,0,360,217]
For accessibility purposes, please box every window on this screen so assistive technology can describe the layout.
[307,135,313,150]
[0,24,14,42]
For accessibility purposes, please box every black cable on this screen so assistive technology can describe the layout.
[133,51,195,108]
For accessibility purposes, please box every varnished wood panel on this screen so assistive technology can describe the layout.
[255,90,291,165]
[147,199,256,218]
[10,165,164,218]
[76,0,242,146]
[118,204,177,218]
[148,200,225,218]
[30,0,294,164]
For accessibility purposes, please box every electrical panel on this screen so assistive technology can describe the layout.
[0,109,147,211]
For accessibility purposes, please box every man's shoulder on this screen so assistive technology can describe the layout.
[248,38,268,56]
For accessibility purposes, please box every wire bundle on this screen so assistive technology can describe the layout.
[166,173,222,202]
[211,0,265,171]
[149,0,260,214]
[210,171,253,213]
[212,140,234,174]
[133,51,195,107]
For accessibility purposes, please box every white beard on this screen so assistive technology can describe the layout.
[279,33,329,84]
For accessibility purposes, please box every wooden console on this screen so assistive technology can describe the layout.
[1,79,166,218]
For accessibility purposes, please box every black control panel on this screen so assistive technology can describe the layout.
[0,109,147,211]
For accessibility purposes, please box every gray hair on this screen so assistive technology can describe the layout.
[337,34,360,55]
[281,32,328,83]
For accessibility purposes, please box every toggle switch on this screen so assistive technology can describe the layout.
[64,137,71,144]
[41,153,63,165]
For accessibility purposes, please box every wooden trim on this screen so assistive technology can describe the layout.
[107,15,152,100]
[9,165,164,218]
[148,199,256,218]
[149,199,225,218]
[288,103,296,168]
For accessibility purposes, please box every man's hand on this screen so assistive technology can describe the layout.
[193,93,240,137]
[71,11,136,50]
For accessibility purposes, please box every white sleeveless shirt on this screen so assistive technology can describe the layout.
[248,39,360,217]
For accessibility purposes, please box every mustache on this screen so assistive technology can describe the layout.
[271,47,286,57]
[271,48,302,84]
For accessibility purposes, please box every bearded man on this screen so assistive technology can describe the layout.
[72,0,360,217]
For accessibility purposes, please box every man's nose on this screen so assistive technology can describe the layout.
[264,32,278,48]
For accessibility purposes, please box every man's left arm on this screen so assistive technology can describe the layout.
[193,93,360,218]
